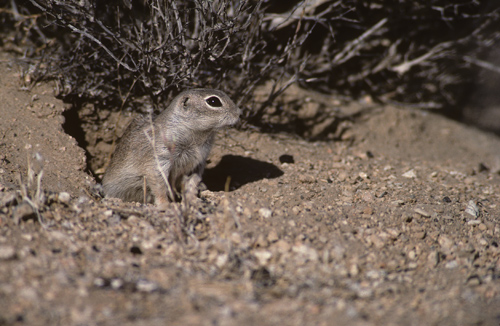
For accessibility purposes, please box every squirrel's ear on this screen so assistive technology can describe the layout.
[182,96,190,109]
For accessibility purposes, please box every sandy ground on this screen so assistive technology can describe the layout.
[1,51,500,326]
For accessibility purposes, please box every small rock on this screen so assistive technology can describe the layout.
[466,275,481,286]
[0,246,16,260]
[243,207,252,219]
[478,223,487,231]
[94,278,106,287]
[58,192,71,205]
[103,210,113,217]
[254,250,272,265]
[299,174,316,184]
[386,228,401,239]
[427,251,439,267]
[402,169,417,178]
[363,206,373,215]
[0,191,18,207]
[254,234,269,248]
[337,172,348,182]
[414,231,426,239]
[361,192,375,202]
[136,279,158,292]
[230,232,242,244]
[215,254,228,268]
[369,234,385,249]
[349,264,359,276]
[258,208,272,219]
[366,270,381,280]
[111,278,123,290]
[292,244,318,262]
[414,208,431,218]
[464,177,476,185]
[391,200,405,207]
[438,235,454,253]
[478,238,488,246]
[267,230,279,243]
[465,200,480,218]
[13,201,35,224]
[358,172,368,179]
[357,286,373,298]
[273,240,291,253]
[407,262,418,270]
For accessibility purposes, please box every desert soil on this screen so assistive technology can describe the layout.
[1,51,500,326]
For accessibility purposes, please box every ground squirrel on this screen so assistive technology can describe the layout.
[102,88,240,205]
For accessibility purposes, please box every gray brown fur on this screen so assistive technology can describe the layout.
[102,88,240,205]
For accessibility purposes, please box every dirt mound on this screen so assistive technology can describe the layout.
[1,53,500,326]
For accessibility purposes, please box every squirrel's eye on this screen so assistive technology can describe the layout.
[206,96,223,107]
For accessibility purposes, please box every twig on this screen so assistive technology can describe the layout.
[143,115,175,202]
[391,41,454,75]
[463,55,500,74]
[332,18,388,66]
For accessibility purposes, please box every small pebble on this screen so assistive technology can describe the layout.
[254,250,272,265]
[13,202,35,224]
[414,231,426,239]
[391,200,405,207]
[402,169,417,178]
[0,192,17,207]
[363,207,373,215]
[466,275,481,286]
[267,230,279,243]
[136,279,158,292]
[465,200,480,218]
[111,278,123,290]
[0,246,16,260]
[273,240,291,253]
[258,208,272,219]
[427,251,439,267]
[299,174,316,184]
[414,208,431,218]
[58,192,71,205]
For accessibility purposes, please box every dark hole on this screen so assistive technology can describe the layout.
[62,106,95,178]
[443,196,452,203]
[279,154,294,164]
[251,267,275,288]
[478,163,489,173]
[130,246,142,255]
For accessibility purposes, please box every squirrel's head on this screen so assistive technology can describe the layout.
[170,88,241,131]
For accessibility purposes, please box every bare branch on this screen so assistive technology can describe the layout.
[391,41,454,75]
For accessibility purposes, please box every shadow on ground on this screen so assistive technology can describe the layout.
[203,155,283,191]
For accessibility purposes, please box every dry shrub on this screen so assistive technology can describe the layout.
[1,0,499,133]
